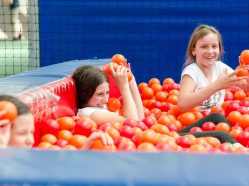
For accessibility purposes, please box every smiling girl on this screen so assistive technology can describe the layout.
[0,94,34,148]
[72,64,144,125]
[178,24,247,112]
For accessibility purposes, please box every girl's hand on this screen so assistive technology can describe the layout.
[235,75,249,91]
[84,131,114,150]
[90,131,114,146]
[110,63,129,86]
[215,70,248,90]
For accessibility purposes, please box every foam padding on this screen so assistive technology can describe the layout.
[1,148,249,186]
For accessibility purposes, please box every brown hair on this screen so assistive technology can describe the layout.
[183,24,224,68]
[72,65,109,108]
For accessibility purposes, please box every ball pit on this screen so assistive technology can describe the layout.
[1,59,249,185]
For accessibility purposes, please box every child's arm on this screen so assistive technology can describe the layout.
[178,71,247,112]
[126,63,144,120]
[129,73,145,120]
[110,64,139,120]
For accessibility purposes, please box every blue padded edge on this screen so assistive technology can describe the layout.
[0,59,110,95]
[1,148,249,186]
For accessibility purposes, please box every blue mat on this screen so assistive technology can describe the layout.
[1,148,249,186]
[0,59,109,95]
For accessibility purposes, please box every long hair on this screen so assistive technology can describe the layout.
[72,65,109,108]
[183,24,224,69]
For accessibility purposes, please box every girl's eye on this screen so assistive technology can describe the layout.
[97,91,109,96]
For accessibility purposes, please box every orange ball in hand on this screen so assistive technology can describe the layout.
[105,62,132,82]
[112,54,127,66]
[0,101,18,123]
[235,65,249,77]
[240,49,249,65]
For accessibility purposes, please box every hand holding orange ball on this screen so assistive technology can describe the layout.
[235,65,249,77]
[105,54,133,82]
[111,54,127,66]
[239,49,249,66]
[236,50,249,77]
[0,101,18,124]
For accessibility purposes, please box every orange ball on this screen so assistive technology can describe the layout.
[57,116,75,130]
[148,78,160,87]
[163,78,175,85]
[240,49,249,65]
[57,130,73,141]
[41,134,57,144]
[138,82,148,93]
[107,98,121,112]
[215,122,231,132]
[178,112,196,126]
[89,138,105,150]
[227,111,241,125]
[111,54,127,66]
[0,101,18,123]
[37,141,52,149]
[205,136,221,148]
[235,66,249,77]
[137,142,157,152]
[68,135,87,149]
[238,114,249,129]
[141,87,154,100]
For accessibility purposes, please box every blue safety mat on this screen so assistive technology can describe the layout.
[0,59,109,95]
[1,148,249,186]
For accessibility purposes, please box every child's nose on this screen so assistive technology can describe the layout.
[207,47,214,53]
[26,135,34,146]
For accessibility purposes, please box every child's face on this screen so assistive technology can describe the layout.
[86,82,110,108]
[0,122,11,148]
[8,113,35,148]
[192,33,220,68]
